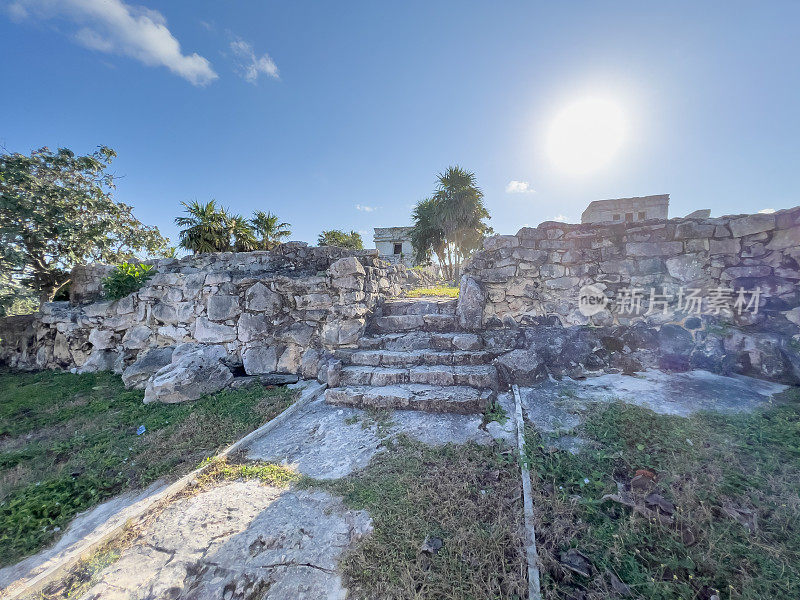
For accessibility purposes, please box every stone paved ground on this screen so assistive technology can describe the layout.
[520,368,787,453]
[50,392,516,600]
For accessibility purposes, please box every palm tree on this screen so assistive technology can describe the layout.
[410,198,446,266]
[175,200,227,254]
[222,211,257,252]
[318,230,363,249]
[251,211,292,250]
[409,166,492,279]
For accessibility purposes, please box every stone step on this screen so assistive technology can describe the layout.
[339,349,495,367]
[358,331,483,352]
[339,365,498,388]
[380,298,457,317]
[325,384,493,414]
[369,314,458,334]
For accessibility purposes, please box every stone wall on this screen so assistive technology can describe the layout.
[454,207,800,386]
[461,207,800,329]
[1,243,408,401]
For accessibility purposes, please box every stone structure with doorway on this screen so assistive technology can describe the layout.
[374,226,414,267]
[581,194,669,224]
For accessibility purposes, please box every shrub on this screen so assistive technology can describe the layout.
[102,262,155,300]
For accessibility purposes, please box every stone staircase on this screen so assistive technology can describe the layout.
[325,297,499,413]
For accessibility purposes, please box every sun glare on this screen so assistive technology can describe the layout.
[546,96,627,175]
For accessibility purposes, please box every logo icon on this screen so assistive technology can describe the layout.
[578,284,608,316]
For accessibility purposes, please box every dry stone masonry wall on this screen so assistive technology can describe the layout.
[0,243,407,402]
[461,207,800,328]
[456,207,800,386]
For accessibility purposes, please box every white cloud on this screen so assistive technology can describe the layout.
[505,180,535,194]
[6,0,218,86]
[552,214,568,223]
[758,208,776,214]
[355,204,376,212]
[230,38,278,83]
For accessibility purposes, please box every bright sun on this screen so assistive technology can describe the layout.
[546,97,627,175]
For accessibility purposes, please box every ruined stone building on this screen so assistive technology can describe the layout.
[373,226,414,267]
[581,194,670,224]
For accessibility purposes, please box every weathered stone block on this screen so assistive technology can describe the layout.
[295,293,333,310]
[457,276,485,330]
[328,256,366,278]
[207,295,241,321]
[766,225,800,250]
[666,254,706,281]
[195,317,237,343]
[242,344,278,375]
[729,213,775,237]
[237,313,270,343]
[625,241,684,257]
[709,238,741,255]
[511,248,548,264]
[674,221,716,239]
[483,235,519,250]
[121,346,175,389]
[245,282,282,313]
[722,265,772,279]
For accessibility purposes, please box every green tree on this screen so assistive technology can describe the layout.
[410,198,446,266]
[0,146,168,305]
[318,229,364,249]
[251,210,292,250]
[175,200,228,254]
[222,210,257,252]
[410,166,492,280]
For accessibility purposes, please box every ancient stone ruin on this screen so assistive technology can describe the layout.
[2,207,800,412]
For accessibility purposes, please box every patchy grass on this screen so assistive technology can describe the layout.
[0,369,297,567]
[404,286,459,298]
[524,392,800,600]
[302,436,527,599]
[31,528,137,600]
[196,455,299,488]
[484,399,510,426]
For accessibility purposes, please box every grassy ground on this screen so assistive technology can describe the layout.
[524,392,800,600]
[404,286,459,298]
[303,436,528,599]
[0,369,297,567]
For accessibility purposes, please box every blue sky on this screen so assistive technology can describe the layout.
[2,1,799,248]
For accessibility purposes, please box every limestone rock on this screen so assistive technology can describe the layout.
[242,344,279,375]
[144,343,233,403]
[77,349,119,374]
[122,346,175,389]
[666,254,706,282]
[321,318,365,346]
[494,349,545,386]
[206,295,241,321]
[121,325,152,350]
[194,317,237,343]
[237,313,271,343]
[658,324,694,371]
[329,256,365,278]
[88,328,115,350]
[728,213,775,237]
[457,276,485,330]
[245,282,282,314]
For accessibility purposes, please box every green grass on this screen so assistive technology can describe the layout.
[197,456,300,488]
[524,393,800,600]
[404,286,459,298]
[0,369,297,567]
[483,399,510,426]
[301,436,527,599]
